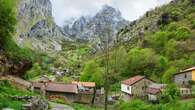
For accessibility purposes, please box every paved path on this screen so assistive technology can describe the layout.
[50,102,74,110]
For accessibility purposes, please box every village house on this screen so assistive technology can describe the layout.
[72,81,96,94]
[33,81,100,104]
[146,83,167,102]
[121,75,153,99]
[173,66,195,96]
[71,81,98,104]
[33,82,78,102]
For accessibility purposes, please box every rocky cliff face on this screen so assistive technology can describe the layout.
[63,5,128,50]
[16,0,71,52]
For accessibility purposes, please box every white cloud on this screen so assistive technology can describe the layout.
[50,0,172,26]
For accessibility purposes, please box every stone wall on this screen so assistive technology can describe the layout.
[173,71,192,87]
[131,79,153,97]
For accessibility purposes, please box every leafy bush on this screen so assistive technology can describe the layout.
[175,26,191,40]
[160,84,180,104]
[115,99,152,110]
[80,60,104,87]
[24,63,42,80]
[192,20,195,29]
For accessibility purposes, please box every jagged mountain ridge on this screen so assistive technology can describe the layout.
[16,0,72,52]
[16,0,128,52]
[63,5,129,44]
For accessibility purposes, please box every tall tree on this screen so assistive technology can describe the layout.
[0,0,16,45]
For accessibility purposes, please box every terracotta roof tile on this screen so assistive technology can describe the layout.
[72,81,96,87]
[146,88,161,95]
[121,75,145,86]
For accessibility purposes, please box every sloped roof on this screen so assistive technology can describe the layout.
[33,82,78,94]
[174,66,195,76]
[72,81,96,88]
[33,82,43,88]
[121,75,145,86]
[183,66,195,72]
[46,83,78,93]
[146,88,161,95]
[149,83,167,89]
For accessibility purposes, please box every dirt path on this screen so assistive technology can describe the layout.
[50,102,74,110]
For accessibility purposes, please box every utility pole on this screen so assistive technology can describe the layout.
[104,31,109,110]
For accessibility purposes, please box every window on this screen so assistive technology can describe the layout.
[184,74,187,78]
[183,81,185,85]
[127,86,129,90]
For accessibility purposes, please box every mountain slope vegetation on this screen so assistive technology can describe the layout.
[81,0,195,86]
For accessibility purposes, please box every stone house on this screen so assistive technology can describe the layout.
[71,81,98,104]
[173,66,195,96]
[121,75,153,99]
[33,82,78,102]
[146,83,167,102]
[33,81,99,104]
[72,81,96,94]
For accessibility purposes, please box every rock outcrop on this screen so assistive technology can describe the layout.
[16,0,71,52]
[63,5,129,50]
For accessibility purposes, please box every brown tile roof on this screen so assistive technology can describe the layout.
[121,75,145,86]
[33,82,78,94]
[146,88,161,95]
[72,81,96,88]
[46,83,78,93]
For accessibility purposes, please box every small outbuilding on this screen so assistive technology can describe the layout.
[146,83,167,102]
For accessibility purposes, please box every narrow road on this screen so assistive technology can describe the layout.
[50,102,74,110]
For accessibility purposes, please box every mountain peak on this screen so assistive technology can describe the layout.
[99,5,121,17]
[62,4,128,45]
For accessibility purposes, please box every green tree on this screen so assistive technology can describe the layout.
[162,67,177,83]
[160,84,180,104]
[80,60,104,87]
[126,48,158,77]
[175,26,191,40]
[24,63,42,80]
[0,0,16,44]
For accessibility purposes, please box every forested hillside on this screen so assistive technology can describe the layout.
[79,0,195,109]
[80,0,195,86]
[1,0,195,109]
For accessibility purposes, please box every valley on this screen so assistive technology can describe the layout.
[0,0,195,110]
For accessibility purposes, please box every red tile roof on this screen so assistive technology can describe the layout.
[72,81,96,88]
[146,88,161,95]
[121,75,145,86]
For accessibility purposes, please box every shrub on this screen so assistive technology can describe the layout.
[24,63,42,80]
[175,26,191,40]
[192,20,195,29]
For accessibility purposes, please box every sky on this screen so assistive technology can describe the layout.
[50,0,172,26]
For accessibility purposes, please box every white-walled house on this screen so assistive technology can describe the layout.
[121,83,132,94]
[121,75,153,99]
